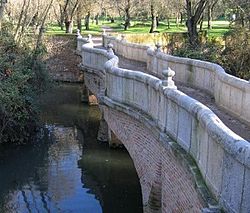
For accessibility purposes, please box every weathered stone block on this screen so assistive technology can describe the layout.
[229,86,243,117]
[166,100,178,140]
[190,118,199,160]
[220,153,244,213]
[197,125,209,178]
[133,82,148,111]
[241,168,250,213]
[206,138,224,198]
[177,107,192,151]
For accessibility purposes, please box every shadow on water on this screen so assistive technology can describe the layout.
[0,83,142,213]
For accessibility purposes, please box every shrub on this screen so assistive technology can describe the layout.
[222,28,250,80]
[0,22,50,144]
[173,28,250,81]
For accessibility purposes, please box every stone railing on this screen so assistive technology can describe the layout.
[103,34,250,125]
[104,57,250,213]
[78,35,250,212]
[77,31,94,53]
[80,41,118,74]
[103,33,148,62]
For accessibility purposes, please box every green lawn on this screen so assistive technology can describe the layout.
[46,20,230,39]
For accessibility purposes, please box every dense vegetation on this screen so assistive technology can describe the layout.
[173,27,250,80]
[0,23,50,144]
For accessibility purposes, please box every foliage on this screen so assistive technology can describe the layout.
[173,38,223,62]
[173,27,250,80]
[0,22,50,144]
[221,27,250,79]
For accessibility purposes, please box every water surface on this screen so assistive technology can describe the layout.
[0,84,142,213]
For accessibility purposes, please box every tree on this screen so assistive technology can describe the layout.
[114,0,139,30]
[0,0,7,27]
[224,0,250,28]
[207,0,219,29]
[185,0,208,47]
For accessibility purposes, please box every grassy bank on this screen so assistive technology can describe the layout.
[46,20,230,39]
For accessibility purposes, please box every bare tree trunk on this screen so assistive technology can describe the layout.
[199,15,204,31]
[85,11,90,30]
[63,0,78,33]
[20,0,31,35]
[149,5,157,33]
[77,7,82,32]
[124,8,130,30]
[167,17,170,29]
[0,1,6,29]
[65,20,73,33]
[186,0,207,47]
[176,13,179,28]
[14,0,27,40]
[95,14,99,25]
[156,16,159,26]
[180,12,183,24]
[59,4,64,30]
[207,4,212,29]
[34,0,54,58]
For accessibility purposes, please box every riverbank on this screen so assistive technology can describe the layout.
[45,35,83,82]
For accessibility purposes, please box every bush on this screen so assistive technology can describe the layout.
[222,28,250,80]
[0,23,50,144]
[173,28,250,80]
[173,38,223,64]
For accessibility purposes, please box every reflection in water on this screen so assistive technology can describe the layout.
[0,84,142,213]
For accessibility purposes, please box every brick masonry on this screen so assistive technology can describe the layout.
[103,106,204,212]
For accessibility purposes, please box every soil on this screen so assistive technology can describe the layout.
[45,35,83,82]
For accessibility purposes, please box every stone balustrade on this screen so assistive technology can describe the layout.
[77,33,94,53]
[103,34,149,62]
[80,40,118,74]
[103,34,250,125]
[78,34,250,213]
[105,62,250,213]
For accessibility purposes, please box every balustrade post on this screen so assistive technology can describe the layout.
[162,67,177,89]
[102,29,106,47]
[155,43,162,53]
[76,29,82,38]
[121,34,126,42]
[107,43,114,56]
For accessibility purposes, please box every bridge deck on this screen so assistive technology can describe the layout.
[118,56,250,141]
[93,40,250,141]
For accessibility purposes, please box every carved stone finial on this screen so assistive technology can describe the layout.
[77,29,81,37]
[107,43,114,54]
[162,67,177,89]
[155,43,162,52]
[88,34,92,41]
[121,34,126,41]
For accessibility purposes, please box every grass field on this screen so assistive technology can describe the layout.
[46,19,230,39]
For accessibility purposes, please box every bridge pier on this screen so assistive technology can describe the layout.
[81,85,98,105]
[81,85,89,103]
[97,108,123,148]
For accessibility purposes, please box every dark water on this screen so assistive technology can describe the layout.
[0,84,142,213]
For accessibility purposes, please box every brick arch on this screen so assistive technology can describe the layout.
[103,106,205,212]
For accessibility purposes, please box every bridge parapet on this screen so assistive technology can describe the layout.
[78,35,250,213]
[103,34,250,126]
[104,57,250,213]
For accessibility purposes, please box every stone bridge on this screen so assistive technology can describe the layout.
[77,33,250,213]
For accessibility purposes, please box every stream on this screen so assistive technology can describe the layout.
[0,83,142,213]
